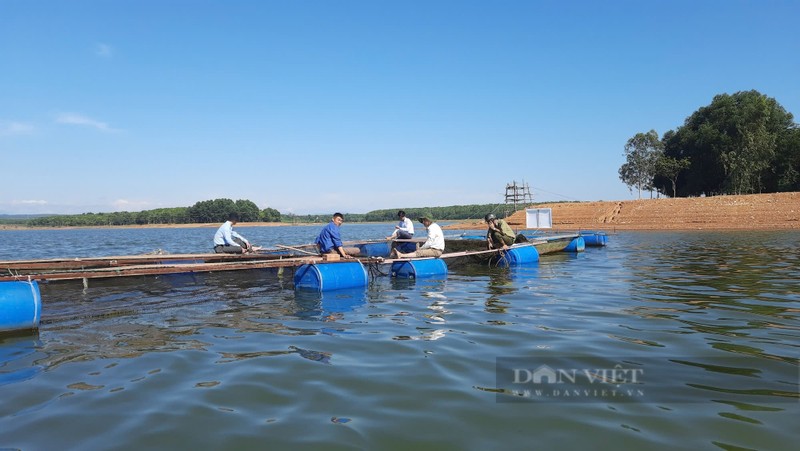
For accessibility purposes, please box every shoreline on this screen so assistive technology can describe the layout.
[446,192,800,231]
[2,192,798,232]
[0,221,313,231]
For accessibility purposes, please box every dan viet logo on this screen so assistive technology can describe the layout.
[498,360,647,402]
[513,364,644,385]
[497,356,799,404]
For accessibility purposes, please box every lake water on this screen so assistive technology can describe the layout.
[1,225,798,450]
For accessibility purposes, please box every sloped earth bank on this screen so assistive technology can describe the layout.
[446,192,800,231]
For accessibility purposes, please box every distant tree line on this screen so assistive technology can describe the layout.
[284,204,529,224]
[23,200,529,227]
[26,199,282,227]
[619,90,800,197]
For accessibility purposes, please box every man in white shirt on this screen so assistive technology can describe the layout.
[394,216,444,258]
[387,210,414,240]
[213,213,254,254]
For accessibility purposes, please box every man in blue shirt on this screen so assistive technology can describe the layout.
[315,213,359,258]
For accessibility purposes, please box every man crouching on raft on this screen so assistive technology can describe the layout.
[393,216,444,258]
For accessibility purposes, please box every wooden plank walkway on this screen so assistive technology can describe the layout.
[0,242,529,284]
[0,255,324,283]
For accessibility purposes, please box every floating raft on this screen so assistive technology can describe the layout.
[0,242,542,332]
[0,253,319,282]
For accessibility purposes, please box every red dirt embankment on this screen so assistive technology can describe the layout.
[447,192,800,231]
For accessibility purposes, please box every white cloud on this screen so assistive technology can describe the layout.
[13,200,48,205]
[0,121,35,136]
[95,43,113,58]
[55,113,119,132]
[112,199,152,211]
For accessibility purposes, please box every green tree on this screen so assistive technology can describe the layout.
[260,207,281,222]
[234,199,261,222]
[619,130,662,198]
[768,125,800,191]
[654,155,691,198]
[662,90,796,196]
[188,198,237,223]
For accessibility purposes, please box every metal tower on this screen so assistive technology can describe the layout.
[505,180,533,211]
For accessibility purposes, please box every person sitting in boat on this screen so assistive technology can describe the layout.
[485,213,516,250]
[387,210,415,240]
[316,213,360,259]
[386,210,417,254]
[213,213,256,254]
[393,216,444,258]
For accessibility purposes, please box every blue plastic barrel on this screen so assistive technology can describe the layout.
[391,259,448,279]
[495,244,540,267]
[396,241,417,254]
[0,281,42,333]
[563,236,586,252]
[580,231,608,247]
[294,261,368,291]
[356,241,392,257]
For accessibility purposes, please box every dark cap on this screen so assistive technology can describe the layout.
[484,213,496,222]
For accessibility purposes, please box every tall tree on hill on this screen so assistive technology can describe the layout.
[619,130,662,198]
[234,199,261,222]
[769,126,800,192]
[260,207,281,222]
[654,153,691,198]
[188,199,236,223]
[659,90,796,196]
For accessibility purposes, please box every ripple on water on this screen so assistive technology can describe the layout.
[0,229,798,449]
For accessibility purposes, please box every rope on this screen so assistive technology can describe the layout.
[366,260,389,279]
[530,186,581,202]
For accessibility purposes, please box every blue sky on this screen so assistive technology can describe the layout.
[2,0,798,215]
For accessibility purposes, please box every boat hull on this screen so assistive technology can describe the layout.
[446,233,580,256]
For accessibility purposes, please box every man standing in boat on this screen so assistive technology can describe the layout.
[485,213,516,250]
[213,213,256,254]
[393,216,444,258]
[316,213,359,258]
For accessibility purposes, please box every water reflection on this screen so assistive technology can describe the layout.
[617,231,800,407]
[391,277,450,341]
[2,229,799,450]
[0,332,44,387]
[485,269,517,315]
[622,232,800,342]
[294,288,368,322]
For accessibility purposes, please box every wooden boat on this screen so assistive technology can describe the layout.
[1,251,289,274]
[445,232,584,255]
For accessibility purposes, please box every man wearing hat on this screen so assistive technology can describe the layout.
[485,213,516,250]
[394,216,444,258]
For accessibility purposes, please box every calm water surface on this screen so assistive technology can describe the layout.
[1,226,798,450]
